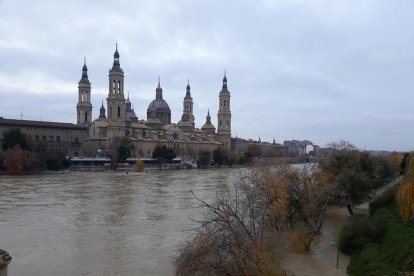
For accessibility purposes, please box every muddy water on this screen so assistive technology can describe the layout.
[0,169,231,276]
[0,168,350,276]
[280,207,351,276]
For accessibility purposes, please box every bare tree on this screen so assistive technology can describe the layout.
[175,163,334,275]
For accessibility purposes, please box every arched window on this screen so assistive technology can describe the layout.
[118,106,121,117]
[113,80,116,93]
[220,121,223,129]
[118,81,121,94]
[84,112,88,122]
[224,100,226,107]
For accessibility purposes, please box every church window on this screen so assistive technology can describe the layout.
[85,112,88,122]
[118,81,121,94]
[224,100,226,107]
[226,122,229,129]
[113,80,116,93]
[118,107,120,117]
[220,121,222,129]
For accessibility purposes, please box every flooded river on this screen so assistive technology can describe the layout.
[0,168,349,276]
[0,169,232,276]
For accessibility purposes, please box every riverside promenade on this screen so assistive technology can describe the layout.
[354,175,403,213]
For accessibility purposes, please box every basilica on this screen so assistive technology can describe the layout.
[78,45,232,158]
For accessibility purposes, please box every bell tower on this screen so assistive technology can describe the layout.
[217,71,232,152]
[77,58,92,127]
[183,79,195,128]
[106,43,126,139]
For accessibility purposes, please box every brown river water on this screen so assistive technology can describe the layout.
[0,168,349,276]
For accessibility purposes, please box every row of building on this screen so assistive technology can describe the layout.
[0,45,322,159]
[1,45,231,158]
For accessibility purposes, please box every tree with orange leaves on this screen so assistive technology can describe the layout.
[397,153,414,222]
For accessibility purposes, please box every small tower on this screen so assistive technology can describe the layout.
[217,71,232,152]
[77,58,93,127]
[201,109,216,134]
[183,79,195,128]
[99,100,106,119]
[106,43,126,138]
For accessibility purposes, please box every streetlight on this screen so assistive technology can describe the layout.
[329,240,339,270]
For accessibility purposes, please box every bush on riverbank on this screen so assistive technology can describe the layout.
[175,164,336,275]
[346,206,414,275]
[339,215,384,255]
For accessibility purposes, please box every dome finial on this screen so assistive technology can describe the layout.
[158,76,160,87]
[84,56,86,65]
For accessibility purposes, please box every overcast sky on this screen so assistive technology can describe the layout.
[0,0,413,151]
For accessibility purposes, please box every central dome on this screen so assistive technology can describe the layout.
[147,99,171,111]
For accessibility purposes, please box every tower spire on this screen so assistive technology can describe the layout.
[222,70,228,90]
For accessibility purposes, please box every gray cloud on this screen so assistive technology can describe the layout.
[0,0,413,151]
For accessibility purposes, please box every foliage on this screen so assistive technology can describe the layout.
[1,128,30,151]
[176,168,283,275]
[212,148,227,166]
[268,163,334,250]
[0,129,71,174]
[3,145,40,174]
[197,150,210,168]
[397,152,414,222]
[247,144,262,158]
[134,160,144,172]
[117,137,134,163]
[175,163,335,275]
[152,145,176,161]
[319,140,398,204]
[45,152,70,171]
[400,152,410,175]
[347,207,414,275]
[339,215,384,255]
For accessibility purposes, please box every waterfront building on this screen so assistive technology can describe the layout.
[83,44,231,158]
[0,44,232,158]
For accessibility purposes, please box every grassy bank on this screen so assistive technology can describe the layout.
[340,204,414,275]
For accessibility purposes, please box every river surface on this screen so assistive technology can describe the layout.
[0,167,349,276]
[0,169,232,276]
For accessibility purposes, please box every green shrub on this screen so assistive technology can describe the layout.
[347,243,393,276]
[339,215,384,255]
[347,207,414,275]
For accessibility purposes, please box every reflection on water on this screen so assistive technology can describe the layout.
[0,169,232,276]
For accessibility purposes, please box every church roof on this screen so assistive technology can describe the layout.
[147,99,171,112]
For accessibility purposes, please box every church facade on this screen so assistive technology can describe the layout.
[80,45,232,158]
